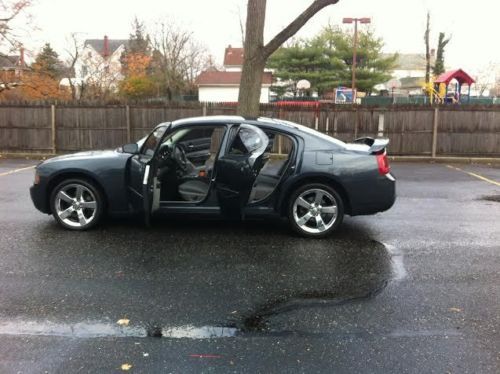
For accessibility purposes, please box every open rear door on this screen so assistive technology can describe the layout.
[215,124,269,217]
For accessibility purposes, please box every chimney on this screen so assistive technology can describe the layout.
[430,48,436,57]
[103,35,110,58]
[19,46,25,67]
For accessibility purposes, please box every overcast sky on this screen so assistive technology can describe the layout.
[15,0,500,75]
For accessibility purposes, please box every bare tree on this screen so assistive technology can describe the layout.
[424,11,431,84]
[0,0,32,50]
[237,0,340,116]
[63,33,84,100]
[150,21,200,100]
[183,40,209,93]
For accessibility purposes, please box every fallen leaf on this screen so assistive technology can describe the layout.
[121,363,132,371]
[117,319,130,326]
[449,307,462,313]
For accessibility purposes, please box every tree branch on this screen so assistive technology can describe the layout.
[262,0,339,59]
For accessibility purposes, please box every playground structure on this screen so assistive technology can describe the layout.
[424,69,476,104]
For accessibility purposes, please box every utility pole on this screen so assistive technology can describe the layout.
[343,17,371,101]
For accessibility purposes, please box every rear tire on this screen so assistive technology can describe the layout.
[288,183,344,238]
[50,178,104,230]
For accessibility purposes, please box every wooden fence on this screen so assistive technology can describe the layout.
[0,102,499,156]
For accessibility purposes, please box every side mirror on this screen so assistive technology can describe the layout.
[122,143,139,154]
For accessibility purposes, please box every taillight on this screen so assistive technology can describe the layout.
[376,152,390,175]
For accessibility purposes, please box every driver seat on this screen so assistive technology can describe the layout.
[178,179,210,201]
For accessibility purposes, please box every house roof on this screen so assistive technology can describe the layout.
[383,53,434,71]
[223,47,244,66]
[84,39,128,57]
[434,69,475,86]
[196,71,272,86]
[0,55,21,69]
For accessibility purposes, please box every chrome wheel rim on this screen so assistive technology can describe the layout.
[293,188,338,234]
[54,184,97,228]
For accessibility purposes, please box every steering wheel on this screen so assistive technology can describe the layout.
[173,143,189,172]
[157,143,172,163]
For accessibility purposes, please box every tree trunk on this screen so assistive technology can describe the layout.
[237,0,339,117]
[237,0,267,117]
[424,11,431,84]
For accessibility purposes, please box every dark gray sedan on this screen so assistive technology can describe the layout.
[30,116,395,238]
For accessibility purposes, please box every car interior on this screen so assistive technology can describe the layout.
[154,125,294,204]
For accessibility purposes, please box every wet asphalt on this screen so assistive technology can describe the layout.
[0,159,499,373]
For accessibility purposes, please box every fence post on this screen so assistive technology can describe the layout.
[314,112,319,130]
[202,103,207,116]
[125,105,131,143]
[325,116,329,135]
[432,107,439,158]
[51,104,56,154]
[333,114,338,137]
[378,111,385,137]
[354,107,359,139]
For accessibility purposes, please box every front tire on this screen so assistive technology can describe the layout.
[288,183,344,238]
[50,178,104,230]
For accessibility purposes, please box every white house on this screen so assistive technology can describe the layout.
[196,46,272,103]
[73,36,128,92]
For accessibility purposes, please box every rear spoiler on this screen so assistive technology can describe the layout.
[353,137,389,154]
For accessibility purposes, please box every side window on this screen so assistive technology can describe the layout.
[228,125,269,157]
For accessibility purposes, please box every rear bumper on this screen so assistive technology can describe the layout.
[350,173,396,216]
[30,183,51,214]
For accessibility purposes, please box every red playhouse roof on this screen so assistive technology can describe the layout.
[434,69,475,86]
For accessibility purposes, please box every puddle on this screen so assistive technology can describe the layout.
[0,320,237,340]
[0,320,146,338]
[236,240,400,332]
[161,325,238,339]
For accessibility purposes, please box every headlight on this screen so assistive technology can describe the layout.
[34,170,41,185]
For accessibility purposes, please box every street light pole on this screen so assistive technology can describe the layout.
[343,17,371,101]
[352,19,358,94]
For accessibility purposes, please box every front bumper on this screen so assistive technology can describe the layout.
[30,183,51,214]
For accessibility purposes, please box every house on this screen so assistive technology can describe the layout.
[0,48,27,89]
[196,45,272,103]
[384,52,436,79]
[74,36,128,90]
[377,52,436,95]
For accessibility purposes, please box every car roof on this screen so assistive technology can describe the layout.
[162,115,309,134]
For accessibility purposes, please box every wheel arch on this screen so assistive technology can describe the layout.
[280,173,352,216]
[46,170,108,214]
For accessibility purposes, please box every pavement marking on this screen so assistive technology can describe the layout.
[446,165,500,187]
[0,165,35,177]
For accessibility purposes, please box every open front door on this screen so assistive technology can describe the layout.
[127,125,169,225]
[215,124,269,217]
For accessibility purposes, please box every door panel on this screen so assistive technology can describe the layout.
[127,124,169,220]
[215,124,269,217]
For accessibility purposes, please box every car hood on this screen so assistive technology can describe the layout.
[42,150,123,164]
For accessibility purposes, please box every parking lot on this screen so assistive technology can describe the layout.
[0,159,499,373]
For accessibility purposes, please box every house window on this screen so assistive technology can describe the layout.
[81,66,88,76]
